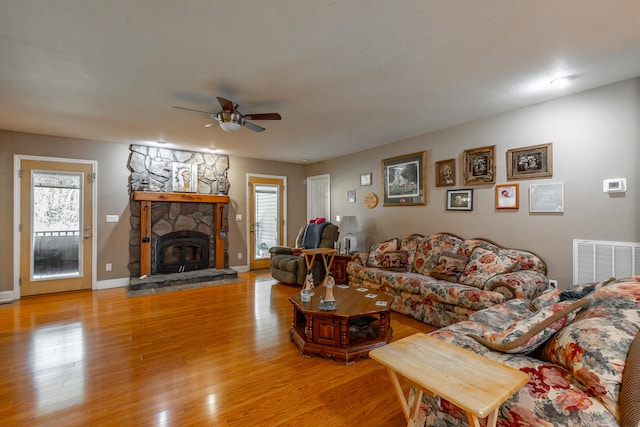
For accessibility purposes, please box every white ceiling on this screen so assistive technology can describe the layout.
[1,1,640,164]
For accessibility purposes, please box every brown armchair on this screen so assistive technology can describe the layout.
[269,222,339,285]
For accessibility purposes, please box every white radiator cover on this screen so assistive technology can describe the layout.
[573,239,640,285]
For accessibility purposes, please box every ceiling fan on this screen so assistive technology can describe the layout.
[173,97,281,132]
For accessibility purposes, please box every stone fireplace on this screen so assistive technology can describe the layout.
[127,145,237,291]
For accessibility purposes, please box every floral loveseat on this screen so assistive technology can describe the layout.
[413,276,640,427]
[347,233,548,327]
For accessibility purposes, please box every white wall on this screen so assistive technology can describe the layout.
[307,78,640,287]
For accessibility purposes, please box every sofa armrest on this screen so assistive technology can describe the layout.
[483,270,549,300]
[268,246,295,256]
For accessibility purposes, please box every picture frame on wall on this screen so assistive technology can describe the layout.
[529,182,564,213]
[463,145,496,185]
[435,159,456,187]
[507,142,553,180]
[360,172,372,186]
[347,188,356,203]
[381,151,427,206]
[446,189,473,211]
[172,162,198,193]
[495,183,519,209]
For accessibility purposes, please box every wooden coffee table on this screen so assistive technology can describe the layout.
[289,285,393,364]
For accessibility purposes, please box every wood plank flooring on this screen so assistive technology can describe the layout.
[0,271,434,426]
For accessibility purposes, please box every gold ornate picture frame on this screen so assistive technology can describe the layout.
[463,145,495,185]
[506,142,553,180]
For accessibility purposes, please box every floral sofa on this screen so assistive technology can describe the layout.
[413,276,640,427]
[347,233,548,327]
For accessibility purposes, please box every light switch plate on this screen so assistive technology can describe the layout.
[235,214,242,221]
[106,214,119,223]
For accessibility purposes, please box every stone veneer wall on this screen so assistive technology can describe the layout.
[127,145,230,277]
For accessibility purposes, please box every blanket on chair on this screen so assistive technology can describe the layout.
[302,222,330,248]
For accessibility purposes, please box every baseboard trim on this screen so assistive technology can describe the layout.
[96,277,129,290]
[0,290,14,304]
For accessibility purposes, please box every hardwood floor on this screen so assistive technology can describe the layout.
[0,271,434,426]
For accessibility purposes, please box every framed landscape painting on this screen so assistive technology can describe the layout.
[382,151,426,206]
[507,143,553,180]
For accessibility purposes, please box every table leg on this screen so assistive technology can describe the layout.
[323,252,336,280]
[408,389,424,427]
[385,368,410,421]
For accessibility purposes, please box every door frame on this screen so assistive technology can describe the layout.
[245,173,287,269]
[13,155,98,300]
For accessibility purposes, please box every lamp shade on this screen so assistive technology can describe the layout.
[339,216,361,234]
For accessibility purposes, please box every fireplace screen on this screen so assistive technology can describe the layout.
[154,231,210,274]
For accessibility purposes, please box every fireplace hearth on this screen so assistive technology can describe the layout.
[154,231,210,274]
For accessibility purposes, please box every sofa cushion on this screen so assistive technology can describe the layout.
[367,238,399,267]
[380,250,408,271]
[468,298,588,354]
[430,251,468,283]
[458,247,517,288]
[400,233,424,270]
[412,233,463,275]
[541,281,640,421]
[500,248,547,274]
[457,238,500,258]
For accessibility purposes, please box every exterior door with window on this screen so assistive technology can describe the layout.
[20,159,93,296]
[249,176,284,270]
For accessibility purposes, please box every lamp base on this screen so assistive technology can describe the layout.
[343,234,358,254]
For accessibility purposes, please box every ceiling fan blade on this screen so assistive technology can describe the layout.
[244,113,281,121]
[242,121,266,132]
[203,121,220,128]
[216,97,235,112]
[173,105,215,115]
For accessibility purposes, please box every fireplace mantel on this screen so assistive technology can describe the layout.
[133,191,230,276]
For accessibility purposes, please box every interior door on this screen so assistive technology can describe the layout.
[20,159,93,296]
[306,174,330,221]
[249,176,284,270]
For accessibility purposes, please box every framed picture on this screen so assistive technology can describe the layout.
[464,145,495,185]
[495,183,519,209]
[360,172,372,186]
[446,189,473,211]
[172,162,198,193]
[507,142,553,180]
[435,159,456,187]
[347,188,356,203]
[529,183,564,213]
[382,151,426,206]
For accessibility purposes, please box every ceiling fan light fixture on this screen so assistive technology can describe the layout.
[219,121,242,132]
[216,111,243,132]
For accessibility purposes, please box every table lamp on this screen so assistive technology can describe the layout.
[340,216,361,254]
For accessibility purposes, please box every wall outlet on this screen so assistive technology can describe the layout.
[235,214,242,221]
[238,252,243,260]
[549,279,558,289]
[106,263,112,271]
[335,215,341,222]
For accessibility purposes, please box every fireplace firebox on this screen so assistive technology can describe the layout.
[154,231,210,274]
